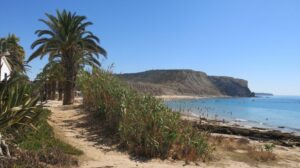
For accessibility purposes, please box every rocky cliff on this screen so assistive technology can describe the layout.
[116,69,253,97]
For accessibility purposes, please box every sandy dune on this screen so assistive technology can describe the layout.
[45,100,300,168]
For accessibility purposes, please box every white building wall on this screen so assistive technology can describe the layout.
[1,57,11,81]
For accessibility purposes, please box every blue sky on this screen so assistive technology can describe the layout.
[0,0,299,95]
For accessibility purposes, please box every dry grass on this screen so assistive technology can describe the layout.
[0,146,78,168]
[237,138,250,145]
[209,135,276,163]
[209,136,249,152]
[247,146,276,162]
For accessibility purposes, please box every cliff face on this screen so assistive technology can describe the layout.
[117,69,253,97]
[208,76,252,97]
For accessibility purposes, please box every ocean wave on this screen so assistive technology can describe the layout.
[234,118,247,122]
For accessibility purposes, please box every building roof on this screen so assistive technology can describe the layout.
[1,55,12,71]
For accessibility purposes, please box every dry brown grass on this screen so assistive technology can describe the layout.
[247,146,276,162]
[209,136,249,152]
[237,138,250,145]
[209,135,276,163]
[0,146,78,168]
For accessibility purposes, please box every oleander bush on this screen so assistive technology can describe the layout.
[77,69,211,161]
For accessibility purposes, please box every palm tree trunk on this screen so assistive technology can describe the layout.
[0,56,2,80]
[63,66,75,105]
[46,82,51,100]
[63,79,74,105]
[50,80,56,100]
[40,84,45,102]
[58,81,63,101]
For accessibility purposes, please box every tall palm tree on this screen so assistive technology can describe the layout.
[28,10,107,105]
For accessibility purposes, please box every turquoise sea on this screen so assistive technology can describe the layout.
[165,96,300,133]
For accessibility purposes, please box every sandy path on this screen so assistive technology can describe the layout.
[45,100,300,168]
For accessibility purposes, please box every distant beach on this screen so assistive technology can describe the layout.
[164,96,300,135]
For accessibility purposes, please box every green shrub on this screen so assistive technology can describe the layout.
[77,69,127,132]
[77,69,211,161]
[14,108,82,156]
[0,76,81,167]
[173,124,211,161]
[0,76,41,131]
[263,143,275,152]
[120,95,181,158]
[1,108,81,167]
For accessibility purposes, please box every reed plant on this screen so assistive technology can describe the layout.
[77,69,127,132]
[119,95,181,158]
[77,69,211,161]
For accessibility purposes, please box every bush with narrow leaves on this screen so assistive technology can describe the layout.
[0,76,41,132]
[77,69,211,161]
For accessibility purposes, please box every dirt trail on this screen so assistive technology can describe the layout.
[46,100,300,168]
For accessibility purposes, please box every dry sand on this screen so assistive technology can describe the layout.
[45,100,300,168]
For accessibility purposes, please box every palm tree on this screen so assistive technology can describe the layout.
[43,60,65,100]
[34,59,66,102]
[28,10,107,105]
[0,34,26,74]
[34,70,49,101]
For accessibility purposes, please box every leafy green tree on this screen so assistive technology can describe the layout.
[28,10,107,105]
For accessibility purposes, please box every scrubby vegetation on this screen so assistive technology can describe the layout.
[247,144,276,162]
[14,108,82,156]
[0,75,40,157]
[77,69,211,162]
[0,76,81,167]
[1,108,81,167]
[209,135,277,163]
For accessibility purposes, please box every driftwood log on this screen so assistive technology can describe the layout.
[0,134,10,158]
[191,121,300,147]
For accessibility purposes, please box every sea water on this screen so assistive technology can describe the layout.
[165,96,300,133]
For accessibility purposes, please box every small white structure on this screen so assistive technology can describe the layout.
[0,54,12,81]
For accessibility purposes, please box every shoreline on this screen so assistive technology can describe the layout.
[160,95,300,136]
[182,111,300,135]
[156,94,229,100]
[180,113,300,147]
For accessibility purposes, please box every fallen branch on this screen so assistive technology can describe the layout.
[0,134,10,158]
